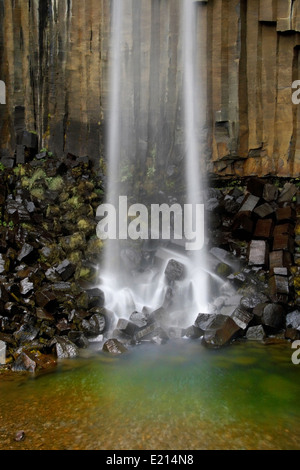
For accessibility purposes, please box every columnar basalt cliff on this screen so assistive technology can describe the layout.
[1,0,300,177]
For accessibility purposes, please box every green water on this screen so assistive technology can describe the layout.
[0,340,299,450]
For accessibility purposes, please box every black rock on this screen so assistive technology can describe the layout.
[50,336,79,359]
[286,310,300,330]
[68,331,89,348]
[86,288,105,309]
[164,259,185,283]
[55,259,76,281]
[102,338,128,355]
[81,313,106,337]
[262,304,285,330]
[12,353,36,372]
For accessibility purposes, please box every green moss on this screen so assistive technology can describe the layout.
[46,176,64,191]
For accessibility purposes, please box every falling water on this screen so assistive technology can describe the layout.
[100,0,210,330]
[182,0,209,314]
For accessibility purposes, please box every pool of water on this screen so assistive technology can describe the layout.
[0,340,299,450]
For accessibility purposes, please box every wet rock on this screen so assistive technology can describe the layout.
[68,330,89,348]
[116,318,139,337]
[134,322,158,341]
[276,206,296,223]
[164,259,186,283]
[168,326,184,339]
[102,338,128,355]
[20,277,34,296]
[240,294,269,312]
[231,307,254,330]
[14,324,39,344]
[246,177,266,197]
[277,182,297,203]
[286,310,300,330]
[262,304,285,330]
[21,130,38,149]
[35,289,59,313]
[129,311,148,328]
[239,194,260,213]
[269,250,292,269]
[86,288,105,309]
[253,203,276,219]
[81,313,106,337]
[36,308,55,322]
[263,183,278,202]
[12,352,36,372]
[248,240,268,267]
[17,243,38,264]
[184,325,203,339]
[202,315,241,348]
[254,219,273,239]
[246,325,266,341]
[55,259,76,281]
[51,336,79,359]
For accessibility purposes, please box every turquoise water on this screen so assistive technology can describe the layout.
[0,340,299,450]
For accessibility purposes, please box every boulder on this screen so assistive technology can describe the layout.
[246,325,266,341]
[286,310,300,330]
[81,313,106,337]
[262,304,285,330]
[102,338,128,355]
[51,336,79,359]
[164,259,186,283]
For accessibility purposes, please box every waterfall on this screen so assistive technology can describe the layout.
[182,0,209,315]
[99,0,209,331]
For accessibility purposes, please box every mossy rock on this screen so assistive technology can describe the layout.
[216,262,233,277]
[59,232,86,252]
[46,175,64,192]
[77,217,96,235]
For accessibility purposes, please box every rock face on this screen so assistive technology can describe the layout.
[1,0,300,177]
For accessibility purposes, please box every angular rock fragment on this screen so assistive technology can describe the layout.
[248,240,268,267]
[51,336,79,359]
[286,310,300,330]
[276,207,296,223]
[86,288,105,309]
[246,177,266,197]
[269,250,292,269]
[164,259,186,283]
[262,304,285,330]
[35,289,59,312]
[17,243,38,264]
[246,325,266,341]
[238,194,260,212]
[263,183,278,202]
[68,331,89,348]
[102,338,128,355]
[55,259,76,281]
[134,322,157,341]
[116,318,139,337]
[277,182,297,203]
[12,352,36,372]
[13,324,39,343]
[129,311,148,328]
[202,315,241,348]
[254,219,273,239]
[81,313,106,337]
[253,203,275,219]
[231,307,254,329]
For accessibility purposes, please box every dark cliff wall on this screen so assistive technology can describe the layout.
[1,0,300,177]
